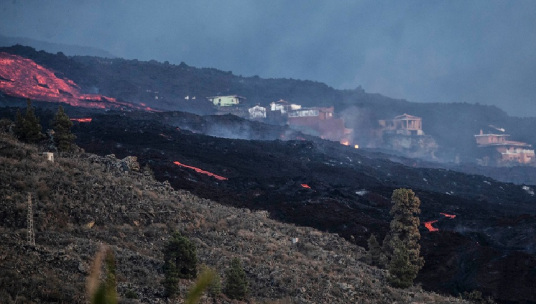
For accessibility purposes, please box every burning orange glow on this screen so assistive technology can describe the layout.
[340,139,350,146]
[301,184,311,189]
[440,213,456,219]
[0,52,155,111]
[424,220,439,232]
[70,118,92,123]
[173,161,228,181]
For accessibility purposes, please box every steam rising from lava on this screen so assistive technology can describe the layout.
[0,52,154,111]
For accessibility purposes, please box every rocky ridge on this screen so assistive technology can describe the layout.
[0,132,467,303]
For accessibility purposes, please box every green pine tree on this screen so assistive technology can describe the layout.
[223,258,248,300]
[14,109,23,137]
[387,237,416,288]
[162,231,198,298]
[52,105,76,152]
[14,99,44,143]
[383,188,424,288]
[365,234,382,267]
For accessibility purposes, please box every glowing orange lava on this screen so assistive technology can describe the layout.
[173,161,228,181]
[0,52,155,111]
[340,139,350,146]
[441,213,456,219]
[70,118,92,123]
[424,220,439,232]
[301,184,311,189]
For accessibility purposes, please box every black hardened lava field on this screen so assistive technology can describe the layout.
[73,112,536,303]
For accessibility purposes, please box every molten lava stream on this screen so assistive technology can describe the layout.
[301,184,311,189]
[424,220,439,232]
[0,52,155,111]
[70,118,92,123]
[173,161,228,181]
[440,213,456,219]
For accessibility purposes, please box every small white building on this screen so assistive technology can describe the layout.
[249,105,267,119]
[207,95,246,107]
[42,152,54,162]
[269,99,301,114]
[288,108,319,118]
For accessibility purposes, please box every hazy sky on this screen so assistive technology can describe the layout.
[1,0,536,117]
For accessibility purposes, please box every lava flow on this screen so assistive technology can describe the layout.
[0,52,154,111]
[424,220,439,232]
[70,118,92,123]
[173,161,228,181]
[301,184,311,189]
[424,212,457,232]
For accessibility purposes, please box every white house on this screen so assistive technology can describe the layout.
[207,95,246,107]
[269,99,302,114]
[249,105,267,119]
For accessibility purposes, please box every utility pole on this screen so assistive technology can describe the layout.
[27,193,35,246]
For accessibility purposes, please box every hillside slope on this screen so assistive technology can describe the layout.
[2,45,536,165]
[71,112,536,303]
[0,132,466,303]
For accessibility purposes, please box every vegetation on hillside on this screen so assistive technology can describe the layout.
[87,246,118,304]
[223,257,248,300]
[383,189,424,288]
[51,105,76,152]
[0,131,468,303]
[365,189,424,288]
[365,234,381,267]
[14,99,45,143]
[163,231,198,297]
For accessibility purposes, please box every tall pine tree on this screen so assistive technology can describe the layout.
[52,106,76,152]
[383,188,424,288]
[14,99,44,143]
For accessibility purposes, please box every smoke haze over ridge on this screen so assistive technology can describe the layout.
[1,0,536,117]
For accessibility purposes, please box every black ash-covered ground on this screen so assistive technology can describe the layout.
[72,112,536,303]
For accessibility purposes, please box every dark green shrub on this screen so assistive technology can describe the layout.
[223,258,248,300]
[124,289,138,299]
[162,231,198,297]
[365,234,382,267]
